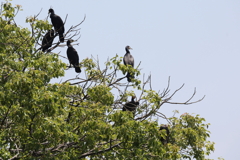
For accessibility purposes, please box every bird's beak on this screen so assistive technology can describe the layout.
[129,47,133,50]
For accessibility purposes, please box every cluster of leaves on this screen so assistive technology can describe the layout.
[0,1,217,159]
[170,114,215,159]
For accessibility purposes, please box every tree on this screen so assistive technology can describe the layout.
[0,2,216,159]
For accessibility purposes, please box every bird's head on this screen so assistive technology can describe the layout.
[48,8,54,14]
[131,95,137,101]
[67,39,75,46]
[126,45,132,50]
[160,124,169,130]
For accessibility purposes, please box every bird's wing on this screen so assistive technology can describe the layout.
[130,55,134,67]
[123,54,134,67]
[51,15,64,31]
[127,54,134,67]
[67,47,79,65]
[72,48,79,62]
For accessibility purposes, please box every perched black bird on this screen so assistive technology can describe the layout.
[123,46,135,82]
[67,40,81,73]
[48,8,65,43]
[122,96,139,111]
[42,29,55,52]
[160,125,169,145]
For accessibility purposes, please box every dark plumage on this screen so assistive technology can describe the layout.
[67,40,81,73]
[160,125,169,145]
[42,29,55,52]
[123,46,135,82]
[48,8,65,43]
[122,96,139,111]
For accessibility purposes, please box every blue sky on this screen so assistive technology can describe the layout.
[11,0,240,159]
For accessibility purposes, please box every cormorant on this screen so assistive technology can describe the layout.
[48,8,65,43]
[123,46,135,82]
[122,96,139,111]
[67,40,81,73]
[160,125,169,145]
[42,29,55,52]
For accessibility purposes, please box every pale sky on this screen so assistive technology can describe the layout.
[11,0,240,159]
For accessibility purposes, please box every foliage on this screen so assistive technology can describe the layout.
[0,1,217,159]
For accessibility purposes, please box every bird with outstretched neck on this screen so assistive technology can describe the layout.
[48,8,65,43]
[123,45,135,82]
[66,40,81,73]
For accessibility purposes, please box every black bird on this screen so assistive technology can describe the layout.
[48,8,65,43]
[67,40,81,73]
[122,96,139,111]
[160,125,169,145]
[42,29,55,52]
[123,46,135,82]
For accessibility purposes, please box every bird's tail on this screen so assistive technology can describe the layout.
[74,64,81,73]
[42,47,46,52]
[75,67,81,73]
[127,72,134,82]
[59,34,64,43]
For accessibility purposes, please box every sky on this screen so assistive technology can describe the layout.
[9,0,240,159]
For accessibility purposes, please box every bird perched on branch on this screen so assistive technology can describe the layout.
[66,39,81,73]
[123,45,135,82]
[42,29,54,52]
[160,125,169,145]
[48,8,65,43]
[122,96,139,111]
